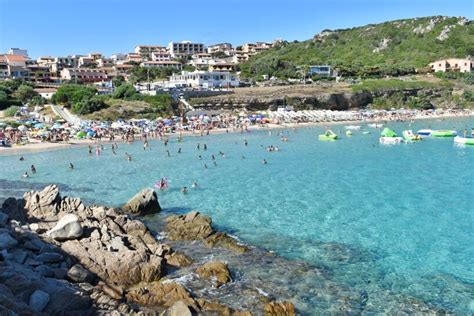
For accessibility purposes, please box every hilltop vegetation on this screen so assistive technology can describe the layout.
[240,16,473,79]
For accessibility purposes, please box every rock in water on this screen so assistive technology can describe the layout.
[122,188,161,216]
[29,289,50,312]
[165,211,214,240]
[196,261,232,288]
[47,214,83,241]
[167,300,192,316]
[264,301,296,316]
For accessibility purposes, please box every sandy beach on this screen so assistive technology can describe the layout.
[1,111,473,156]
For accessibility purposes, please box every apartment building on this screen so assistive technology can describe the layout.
[167,41,205,57]
[134,45,166,58]
[60,68,107,83]
[7,48,28,58]
[207,43,233,55]
[151,52,172,62]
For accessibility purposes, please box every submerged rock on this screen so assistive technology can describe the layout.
[126,281,199,310]
[166,211,213,240]
[196,261,232,288]
[122,188,161,216]
[47,214,83,241]
[204,232,249,254]
[264,301,295,316]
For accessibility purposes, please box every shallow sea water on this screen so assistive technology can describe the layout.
[0,117,473,314]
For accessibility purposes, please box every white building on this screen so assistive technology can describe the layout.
[167,41,205,57]
[141,61,182,69]
[151,52,172,62]
[167,70,239,88]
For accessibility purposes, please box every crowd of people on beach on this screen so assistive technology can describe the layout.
[1,108,472,149]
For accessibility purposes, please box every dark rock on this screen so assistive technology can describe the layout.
[67,264,94,283]
[0,232,18,250]
[35,252,63,263]
[29,289,50,312]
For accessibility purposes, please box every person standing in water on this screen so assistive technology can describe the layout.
[31,165,36,174]
[69,163,74,170]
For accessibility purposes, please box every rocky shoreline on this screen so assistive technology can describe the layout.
[0,185,295,315]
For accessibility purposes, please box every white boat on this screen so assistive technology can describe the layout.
[368,123,383,128]
[345,125,361,130]
[417,129,432,136]
[379,137,403,144]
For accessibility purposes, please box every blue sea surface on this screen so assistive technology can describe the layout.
[1,117,473,313]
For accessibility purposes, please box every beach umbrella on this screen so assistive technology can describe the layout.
[34,123,44,129]
[18,125,27,131]
[5,126,13,131]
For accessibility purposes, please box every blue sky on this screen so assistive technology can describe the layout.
[0,0,472,58]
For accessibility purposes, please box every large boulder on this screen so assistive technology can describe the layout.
[23,185,61,219]
[196,261,232,288]
[122,188,161,216]
[165,211,214,240]
[47,214,83,241]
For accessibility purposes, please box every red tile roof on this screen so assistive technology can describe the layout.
[5,54,27,62]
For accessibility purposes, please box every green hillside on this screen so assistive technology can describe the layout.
[239,16,473,79]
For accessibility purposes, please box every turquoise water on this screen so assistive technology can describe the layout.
[1,117,473,313]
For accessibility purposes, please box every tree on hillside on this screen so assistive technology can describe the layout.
[13,84,38,103]
[51,84,97,106]
[112,84,143,101]
[112,75,125,88]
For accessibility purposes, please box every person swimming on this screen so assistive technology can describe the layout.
[203,144,207,151]
[181,186,188,194]
[211,155,215,160]
[88,145,92,155]
[204,164,208,169]
[244,140,248,146]
[192,182,198,188]
[197,143,200,150]
[31,165,36,174]
[262,159,268,164]
[69,163,74,170]
[213,161,218,166]
[198,155,203,160]
[167,150,170,157]
[178,148,182,154]
[22,171,29,178]
[19,155,24,161]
